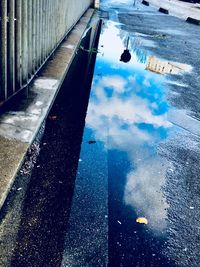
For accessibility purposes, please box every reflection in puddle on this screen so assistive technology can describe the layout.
[94,0,100,8]
[86,21,176,231]
[146,55,192,75]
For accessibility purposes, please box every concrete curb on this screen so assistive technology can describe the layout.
[186,17,200,25]
[142,1,200,26]
[158,7,169,14]
[142,1,149,6]
[0,9,99,211]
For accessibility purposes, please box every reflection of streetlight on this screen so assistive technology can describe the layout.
[120,37,131,63]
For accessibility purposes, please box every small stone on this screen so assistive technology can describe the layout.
[48,115,57,120]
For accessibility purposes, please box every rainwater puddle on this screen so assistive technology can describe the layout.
[84,20,192,266]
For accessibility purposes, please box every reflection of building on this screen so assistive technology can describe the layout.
[94,0,100,8]
[146,55,191,75]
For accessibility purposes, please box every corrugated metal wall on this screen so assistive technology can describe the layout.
[0,0,93,106]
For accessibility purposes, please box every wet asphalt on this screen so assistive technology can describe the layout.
[1,1,200,267]
[0,31,98,267]
[96,1,200,266]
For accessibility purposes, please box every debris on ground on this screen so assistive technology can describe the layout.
[48,115,57,121]
[17,188,22,191]
[136,217,148,224]
[88,140,97,144]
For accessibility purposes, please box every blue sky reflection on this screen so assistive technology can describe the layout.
[86,21,173,231]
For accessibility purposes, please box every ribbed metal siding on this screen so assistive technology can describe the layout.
[0,0,93,105]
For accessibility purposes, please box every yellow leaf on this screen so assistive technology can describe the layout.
[136,217,148,225]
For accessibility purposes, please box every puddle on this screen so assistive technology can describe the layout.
[0,28,100,267]
[87,20,174,231]
[83,20,176,265]
[71,1,200,265]
[82,17,199,266]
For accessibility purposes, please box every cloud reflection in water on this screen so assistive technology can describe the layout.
[86,21,173,231]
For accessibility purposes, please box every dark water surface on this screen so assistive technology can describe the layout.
[0,29,98,267]
[72,1,200,266]
[86,19,176,267]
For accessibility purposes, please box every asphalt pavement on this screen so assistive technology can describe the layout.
[1,1,200,267]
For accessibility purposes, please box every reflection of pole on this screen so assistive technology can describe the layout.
[80,19,102,101]
[120,36,131,63]
[126,36,129,49]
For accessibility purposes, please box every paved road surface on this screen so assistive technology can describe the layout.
[1,1,200,267]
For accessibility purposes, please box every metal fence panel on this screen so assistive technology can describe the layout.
[0,0,94,106]
[0,0,8,102]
